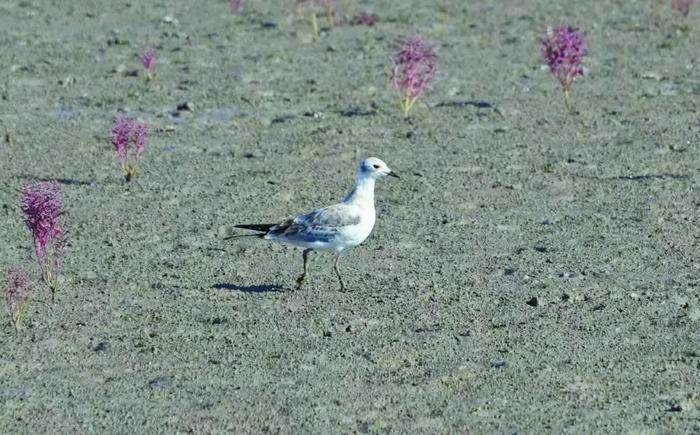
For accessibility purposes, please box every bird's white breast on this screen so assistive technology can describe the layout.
[337,205,375,248]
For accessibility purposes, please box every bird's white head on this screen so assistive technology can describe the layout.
[358,157,399,180]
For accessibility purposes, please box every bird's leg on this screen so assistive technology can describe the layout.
[296,249,312,289]
[334,254,346,292]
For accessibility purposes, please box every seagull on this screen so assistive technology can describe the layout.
[235,157,399,291]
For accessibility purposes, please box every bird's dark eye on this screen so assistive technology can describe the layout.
[373,164,380,169]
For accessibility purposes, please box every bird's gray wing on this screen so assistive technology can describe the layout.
[268,204,361,242]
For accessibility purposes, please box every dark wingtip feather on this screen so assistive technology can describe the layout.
[224,233,266,240]
[234,223,276,233]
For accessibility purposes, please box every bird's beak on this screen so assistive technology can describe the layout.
[388,170,400,179]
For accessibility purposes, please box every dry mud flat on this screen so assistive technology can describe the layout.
[0,0,699,433]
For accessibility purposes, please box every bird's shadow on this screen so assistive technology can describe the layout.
[212,283,285,293]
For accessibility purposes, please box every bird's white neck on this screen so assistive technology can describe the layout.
[343,173,375,206]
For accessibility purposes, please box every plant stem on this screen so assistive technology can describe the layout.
[125,164,138,182]
[563,88,572,113]
[13,309,22,330]
[326,6,334,27]
[122,162,131,182]
[402,93,417,117]
[311,12,319,39]
[43,267,56,304]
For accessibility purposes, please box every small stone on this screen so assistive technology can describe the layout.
[58,76,76,86]
[458,329,472,337]
[80,271,98,281]
[176,101,194,112]
[162,16,179,25]
[668,404,682,412]
[148,376,173,389]
[94,340,110,352]
[526,297,539,307]
[641,72,664,81]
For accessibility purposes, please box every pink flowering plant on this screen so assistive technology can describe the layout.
[230,0,244,14]
[21,181,65,302]
[348,12,378,27]
[3,268,32,330]
[110,117,149,182]
[540,25,587,111]
[671,0,695,16]
[142,48,156,80]
[390,35,439,117]
[299,0,336,38]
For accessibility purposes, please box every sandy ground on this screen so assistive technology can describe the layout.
[1,0,699,433]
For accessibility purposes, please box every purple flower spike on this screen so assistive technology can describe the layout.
[110,116,132,165]
[390,35,439,117]
[142,48,157,81]
[142,48,156,70]
[3,268,32,330]
[132,121,149,161]
[540,25,587,110]
[21,181,63,260]
[230,0,244,14]
[349,12,378,27]
[21,181,64,301]
[110,117,149,182]
[671,0,695,16]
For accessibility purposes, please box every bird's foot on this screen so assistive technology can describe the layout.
[295,274,306,290]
